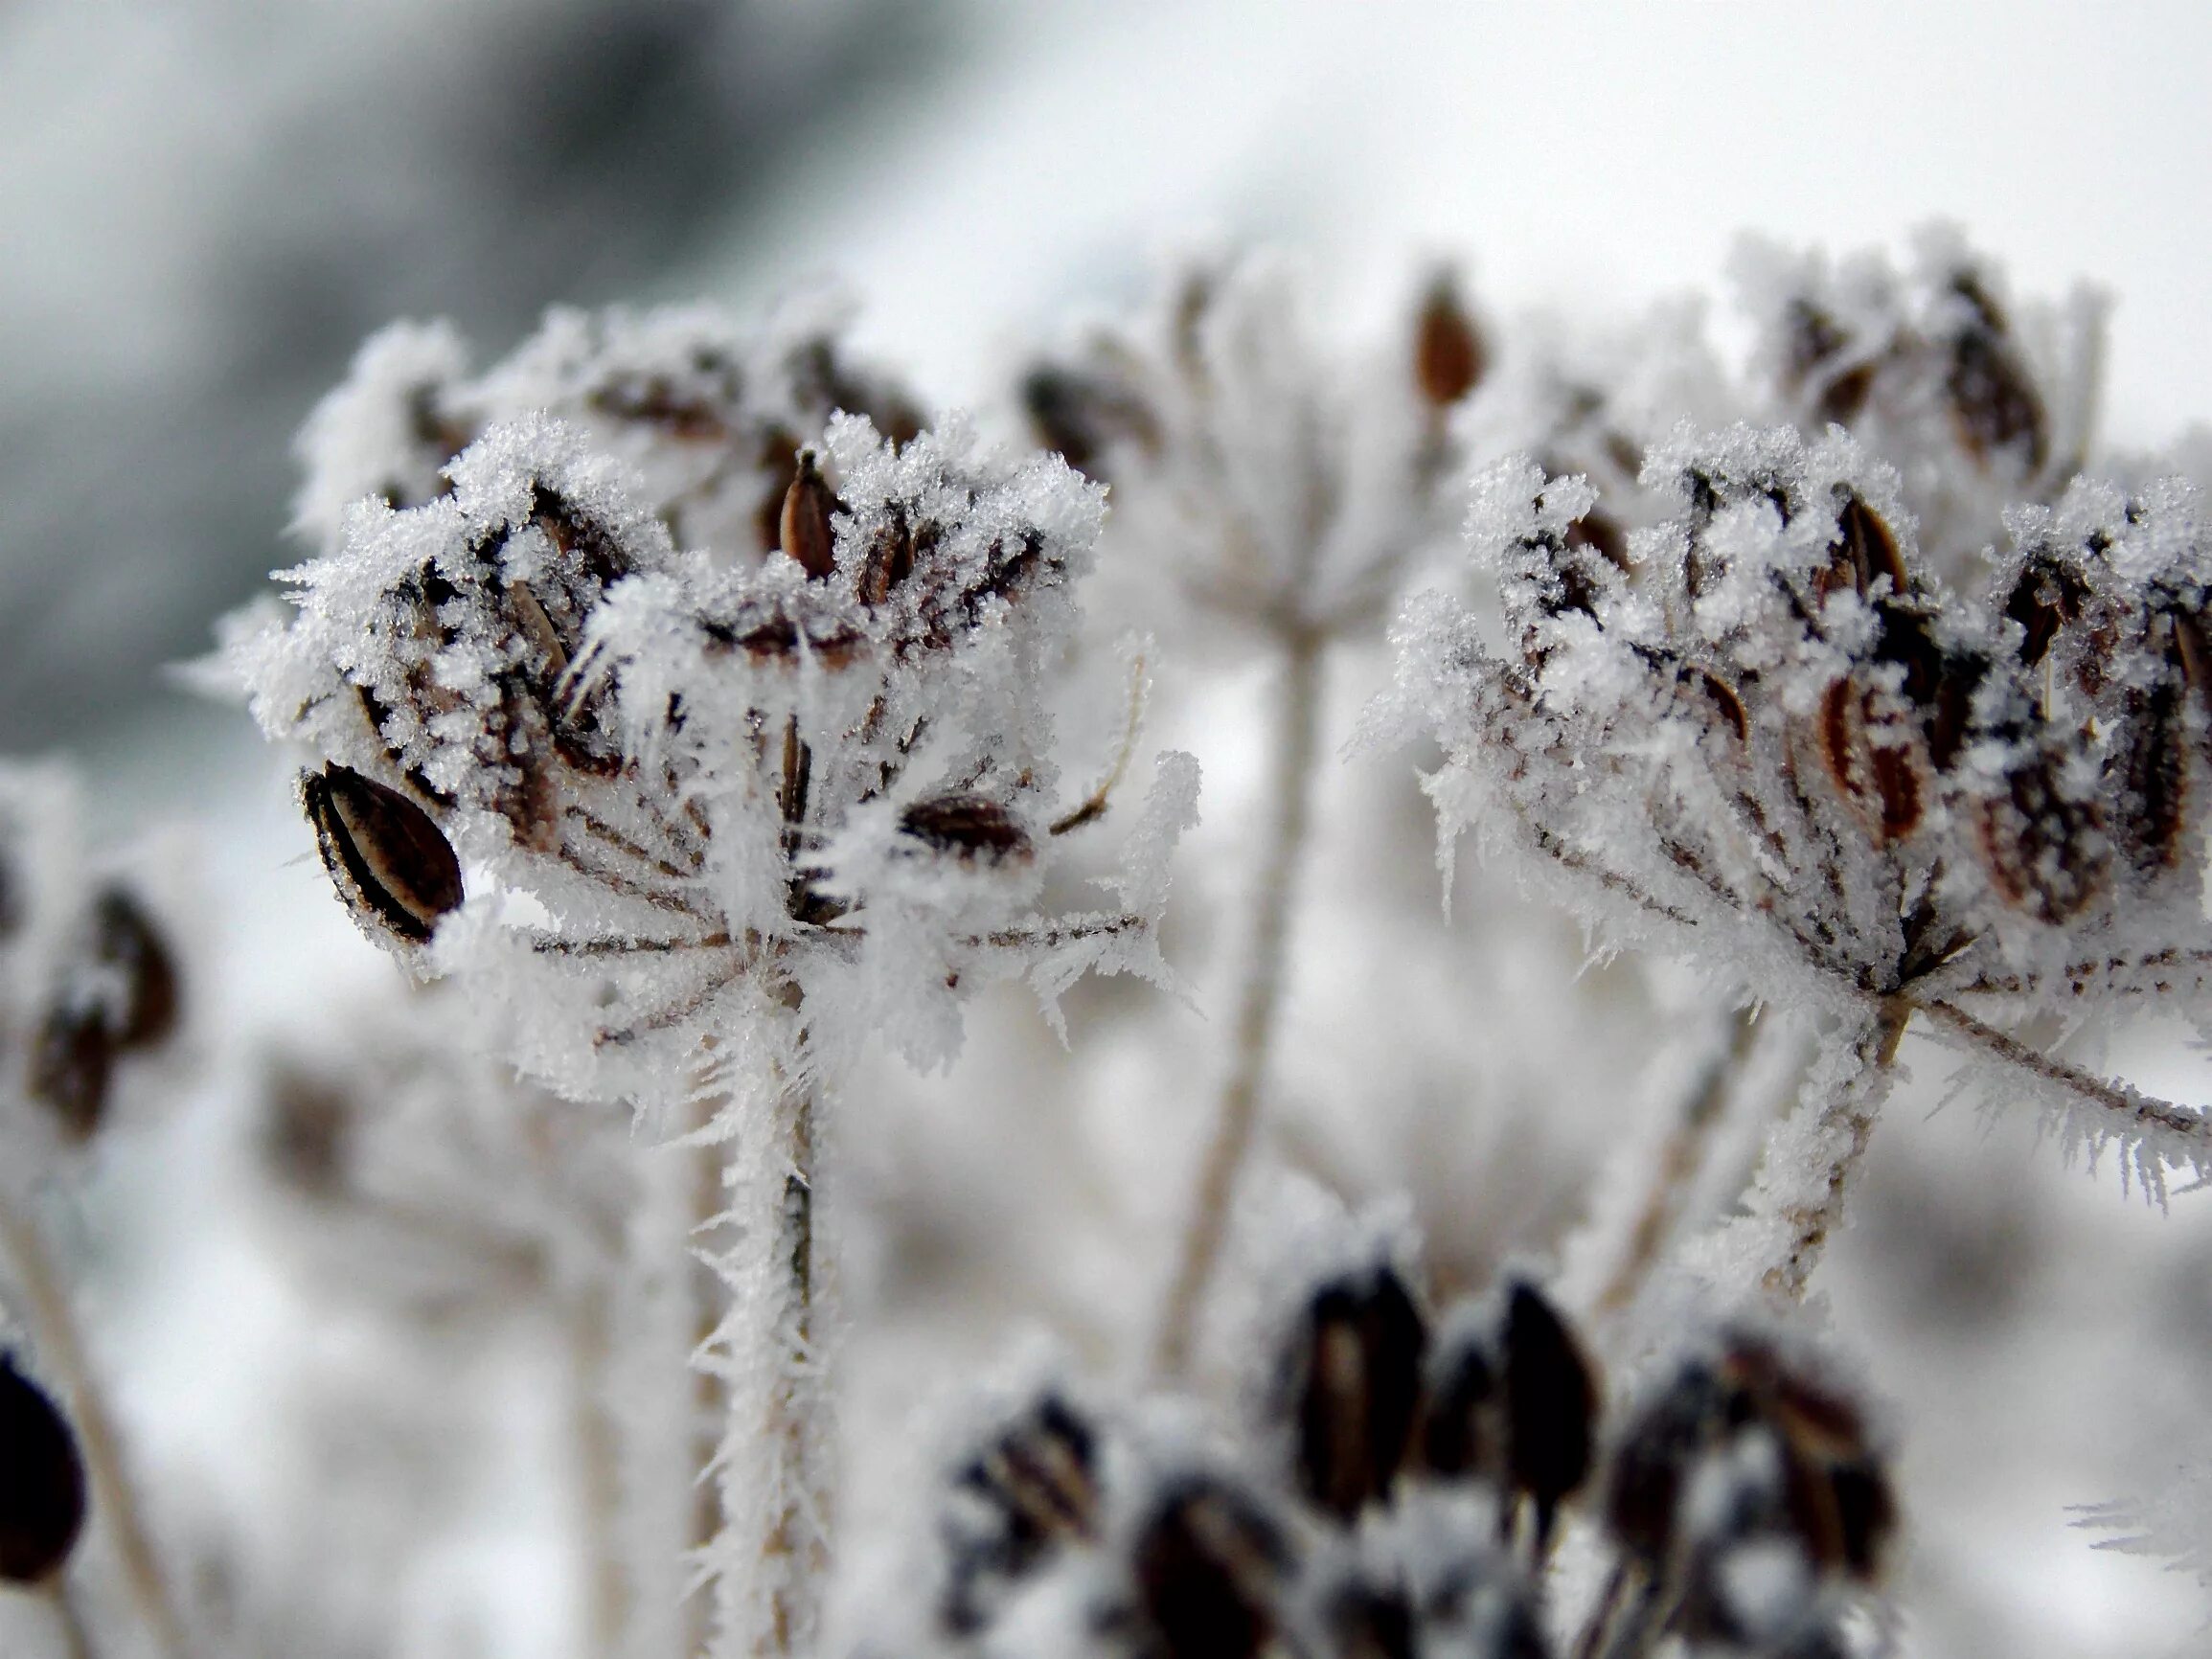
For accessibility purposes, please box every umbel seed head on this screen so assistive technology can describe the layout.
[0,1353,87,1586]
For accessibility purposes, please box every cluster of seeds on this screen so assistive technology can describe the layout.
[917,1244,1888,1659]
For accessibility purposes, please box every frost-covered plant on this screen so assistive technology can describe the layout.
[1388,302,2212,1307]
[0,764,186,1659]
[221,301,1198,1658]
[889,1209,1889,1659]
[1020,252,1488,1374]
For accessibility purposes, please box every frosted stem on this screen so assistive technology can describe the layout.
[1753,1003,1908,1301]
[566,1283,627,1659]
[1919,997,2212,1149]
[0,1200,184,1659]
[1153,623,1326,1378]
[704,1049,833,1659]
[1589,1004,1761,1320]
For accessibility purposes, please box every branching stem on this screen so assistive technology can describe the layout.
[1154,623,1326,1378]
[0,1199,185,1659]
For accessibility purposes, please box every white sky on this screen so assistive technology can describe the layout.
[715,0,2212,448]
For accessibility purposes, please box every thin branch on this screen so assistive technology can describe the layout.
[1759,1001,1909,1302]
[0,1201,185,1659]
[1916,997,2212,1148]
[1049,649,1148,836]
[1591,1003,1761,1319]
[1153,624,1326,1378]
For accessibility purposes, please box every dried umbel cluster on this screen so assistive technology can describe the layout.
[1738,230,2102,579]
[0,767,180,1177]
[908,1236,1889,1659]
[227,302,1195,1101]
[1022,252,1485,646]
[1393,417,2212,1188]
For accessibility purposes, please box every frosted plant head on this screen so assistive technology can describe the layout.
[1019,250,1487,647]
[1734,227,2106,584]
[0,764,182,1189]
[226,302,1197,1104]
[1392,423,2212,1042]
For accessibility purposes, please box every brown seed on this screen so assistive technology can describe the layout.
[1945,274,2048,473]
[1287,1267,1427,1519]
[0,1352,86,1585]
[1131,1476,1290,1659]
[26,1002,114,1142]
[1973,750,2107,922]
[780,450,840,580]
[1501,1282,1599,1550]
[1413,271,1486,409]
[1824,494,1908,601]
[898,795,1033,864]
[302,764,465,945]
[87,888,178,1051]
[942,1392,1101,1634]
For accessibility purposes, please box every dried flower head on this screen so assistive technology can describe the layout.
[1021,251,1485,647]
[1390,419,2212,1195]
[225,303,1198,1102]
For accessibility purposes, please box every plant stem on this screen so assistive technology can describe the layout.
[1590,1004,1761,1320]
[1153,623,1326,1379]
[702,1031,832,1659]
[565,1283,626,1659]
[1756,1001,1910,1301]
[0,1200,184,1659]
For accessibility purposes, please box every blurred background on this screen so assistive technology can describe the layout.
[6,3,2212,1657]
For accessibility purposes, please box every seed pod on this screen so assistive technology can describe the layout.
[780,450,840,581]
[1414,272,1486,410]
[1605,1358,1731,1563]
[25,1001,114,1142]
[1944,274,2047,473]
[1817,494,1908,602]
[1816,680,1929,847]
[1972,747,2107,923]
[1285,1265,1428,1519]
[942,1392,1101,1634]
[1500,1283,1598,1548]
[899,795,1034,865]
[87,888,178,1051]
[302,765,465,946]
[1130,1474,1291,1659]
[0,1353,86,1586]
[2002,555,2088,670]
[1021,366,1160,478]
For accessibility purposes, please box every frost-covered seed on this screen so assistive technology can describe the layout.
[302,764,465,945]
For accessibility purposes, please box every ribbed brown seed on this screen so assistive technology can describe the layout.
[1973,749,2106,922]
[26,1004,113,1142]
[942,1394,1100,1635]
[1818,680,1928,847]
[1020,367,1161,478]
[0,1352,86,1586]
[1288,1268,1427,1519]
[1782,301,1877,428]
[781,450,840,580]
[2119,670,2188,875]
[1413,272,1486,409]
[88,888,178,1050]
[1130,1476,1290,1659]
[1823,494,1907,601]
[302,764,465,945]
[899,795,1033,864]
[1945,275,2048,472]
